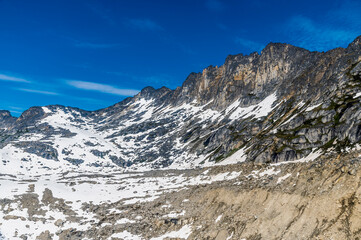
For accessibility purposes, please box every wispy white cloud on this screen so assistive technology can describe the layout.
[0,73,30,83]
[235,37,265,52]
[8,106,24,111]
[283,0,361,52]
[7,106,24,115]
[216,23,228,31]
[141,74,177,87]
[157,34,196,55]
[9,110,23,115]
[284,15,357,51]
[205,0,225,11]
[69,96,110,105]
[16,88,60,95]
[327,0,361,29]
[61,35,123,49]
[74,42,122,49]
[106,72,178,88]
[125,18,163,31]
[66,80,139,96]
[86,3,115,26]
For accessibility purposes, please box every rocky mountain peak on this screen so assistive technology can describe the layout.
[0,36,361,173]
[2,36,361,240]
[139,86,156,95]
[15,106,46,128]
[18,106,45,119]
[0,110,13,118]
[262,41,308,53]
[0,110,16,129]
[142,37,360,111]
[347,35,361,51]
[138,86,171,100]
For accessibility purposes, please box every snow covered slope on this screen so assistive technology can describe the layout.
[0,90,280,175]
[0,36,361,240]
[0,36,361,174]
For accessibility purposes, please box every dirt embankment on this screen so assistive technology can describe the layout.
[129,151,361,240]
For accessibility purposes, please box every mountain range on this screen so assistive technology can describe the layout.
[1,36,361,240]
[1,36,361,175]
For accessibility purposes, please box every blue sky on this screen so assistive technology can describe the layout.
[0,0,360,116]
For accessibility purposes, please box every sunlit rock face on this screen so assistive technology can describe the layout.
[1,36,361,240]
[0,36,361,174]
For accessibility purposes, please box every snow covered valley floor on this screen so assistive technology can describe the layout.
[1,149,361,239]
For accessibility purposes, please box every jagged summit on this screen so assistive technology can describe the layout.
[0,110,16,129]
[3,35,360,116]
[0,110,12,117]
[1,36,361,239]
[137,86,171,100]
[261,41,310,54]
[0,36,360,174]
[348,35,361,50]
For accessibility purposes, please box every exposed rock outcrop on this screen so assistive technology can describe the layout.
[0,36,361,172]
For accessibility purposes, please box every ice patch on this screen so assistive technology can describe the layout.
[216,148,246,166]
[277,173,292,184]
[226,232,234,240]
[42,107,52,114]
[227,93,278,120]
[280,101,305,126]
[259,168,280,177]
[116,218,136,224]
[165,210,186,218]
[272,149,322,166]
[150,225,192,240]
[306,103,322,111]
[110,230,143,240]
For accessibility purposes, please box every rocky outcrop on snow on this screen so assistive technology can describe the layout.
[2,149,361,239]
[1,36,361,240]
[0,36,361,174]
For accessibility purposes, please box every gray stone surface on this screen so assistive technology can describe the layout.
[0,36,361,167]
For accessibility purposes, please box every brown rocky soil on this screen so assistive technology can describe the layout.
[2,150,361,239]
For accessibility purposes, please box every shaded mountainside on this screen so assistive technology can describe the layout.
[1,36,361,174]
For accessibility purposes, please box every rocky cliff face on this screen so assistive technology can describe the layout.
[0,110,16,129]
[0,36,361,174]
[1,36,361,240]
